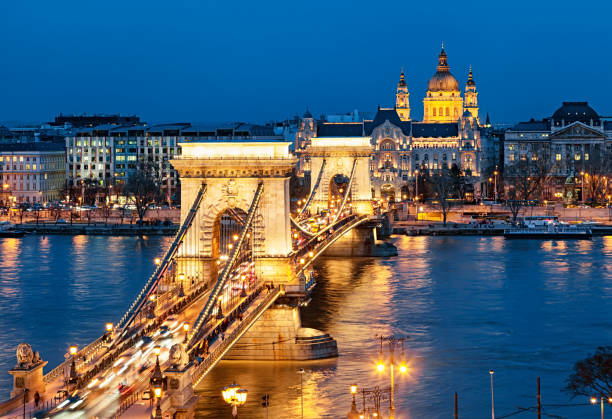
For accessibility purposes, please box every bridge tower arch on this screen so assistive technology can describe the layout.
[307,137,373,216]
[171,140,296,287]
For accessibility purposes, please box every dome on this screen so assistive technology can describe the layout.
[427,46,459,92]
[428,72,459,92]
[303,109,313,119]
[552,102,599,125]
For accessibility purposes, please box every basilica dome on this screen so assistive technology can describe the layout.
[427,47,459,92]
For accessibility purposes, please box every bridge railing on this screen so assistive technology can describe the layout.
[43,334,108,385]
[191,285,284,386]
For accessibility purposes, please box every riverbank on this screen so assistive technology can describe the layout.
[391,222,612,236]
[13,222,178,235]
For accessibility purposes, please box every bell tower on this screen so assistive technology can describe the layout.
[395,69,410,121]
[464,65,479,123]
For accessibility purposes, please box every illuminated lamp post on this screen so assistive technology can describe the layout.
[150,345,166,419]
[580,171,585,204]
[375,336,408,419]
[590,396,612,419]
[68,345,78,385]
[493,169,499,203]
[216,296,224,319]
[222,382,247,418]
[347,384,359,419]
[183,323,190,343]
[489,369,495,419]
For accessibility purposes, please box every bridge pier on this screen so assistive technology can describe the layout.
[324,223,398,257]
[224,305,337,360]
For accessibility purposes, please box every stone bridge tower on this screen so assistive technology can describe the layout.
[307,136,373,216]
[171,140,297,288]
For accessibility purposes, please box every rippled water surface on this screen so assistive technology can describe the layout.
[1,235,611,418]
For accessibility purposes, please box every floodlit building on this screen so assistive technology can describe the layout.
[0,142,65,205]
[503,101,612,200]
[296,46,486,200]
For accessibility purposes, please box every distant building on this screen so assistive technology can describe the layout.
[50,114,140,128]
[64,121,280,204]
[65,123,185,203]
[0,142,65,205]
[503,101,612,199]
[296,46,487,200]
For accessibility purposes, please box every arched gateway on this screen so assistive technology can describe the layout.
[171,141,295,287]
[307,136,374,216]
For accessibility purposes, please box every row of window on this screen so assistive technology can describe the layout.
[69,139,178,147]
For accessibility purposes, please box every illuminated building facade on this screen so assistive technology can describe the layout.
[296,46,484,200]
[504,101,612,199]
[0,143,65,205]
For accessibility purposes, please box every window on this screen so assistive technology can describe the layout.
[509,154,515,161]
[508,144,514,151]
[439,107,443,116]
[555,153,562,161]
[442,154,447,161]
[574,153,581,161]
[433,108,436,117]
[452,153,456,160]
[116,156,126,162]
[585,153,589,161]
[127,156,137,161]
[446,107,450,116]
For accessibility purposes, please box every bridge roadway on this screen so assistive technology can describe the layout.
[1,212,369,419]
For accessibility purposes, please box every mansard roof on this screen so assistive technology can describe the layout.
[364,107,411,135]
[412,123,458,138]
[316,122,363,137]
[510,119,551,132]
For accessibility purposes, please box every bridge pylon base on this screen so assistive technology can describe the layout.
[224,305,337,360]
[324,223,398,257]
[160,364,200,419]
[8,361,47,399]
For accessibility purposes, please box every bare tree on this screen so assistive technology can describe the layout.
[504,145,557,222]
[124,163,162,224]
[565,346,612,398]
[430,167,456,226]
[577,150,612,206]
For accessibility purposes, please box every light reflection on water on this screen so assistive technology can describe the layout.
[0,234,172,397]
[0,235,611,418]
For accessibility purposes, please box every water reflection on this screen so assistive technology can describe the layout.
[1,235,611,418]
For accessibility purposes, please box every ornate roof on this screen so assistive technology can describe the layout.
[552,102,600,125]
[427,46,459,92]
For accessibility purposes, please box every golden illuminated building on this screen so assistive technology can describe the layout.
[296,46,486,200]
[423,46,465,123]
[396,70,410,121]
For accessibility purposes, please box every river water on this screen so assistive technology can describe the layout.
[1,235,611,418]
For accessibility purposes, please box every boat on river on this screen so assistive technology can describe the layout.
[504,216,592,239]
[0,221,26,238]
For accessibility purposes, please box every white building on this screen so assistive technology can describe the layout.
[0,142,66,205]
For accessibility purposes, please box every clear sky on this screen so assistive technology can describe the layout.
[1,0,611,126]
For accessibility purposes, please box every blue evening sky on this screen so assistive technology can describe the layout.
[1,0,610,126]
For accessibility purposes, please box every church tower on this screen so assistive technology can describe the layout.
[395,69,410,121]
[464,66,479,123]
[423,45,463,123]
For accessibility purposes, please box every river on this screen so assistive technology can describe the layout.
[1,235,611,418]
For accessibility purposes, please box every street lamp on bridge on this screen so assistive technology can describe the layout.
[68,345,78,385]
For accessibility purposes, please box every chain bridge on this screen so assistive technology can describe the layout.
[0,137,396,418]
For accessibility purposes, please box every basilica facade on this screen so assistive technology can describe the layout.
[295,47,486,201]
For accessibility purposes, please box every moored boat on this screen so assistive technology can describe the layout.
[504,217,592,239]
